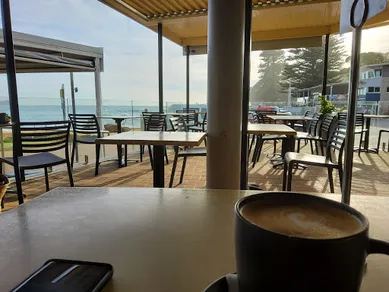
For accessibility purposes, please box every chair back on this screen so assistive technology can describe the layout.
[304,110,311,117]
[69,114,100,138]
[319,114,337,140]
[176,109,198,125]
[326,121,347,167]
[338,112,365,129]
[201,113,207,131]
[20,121,71,154]
[308,112,322,136]
[146,114,166,131]
[170,116,188,132]
[142,112,165,130]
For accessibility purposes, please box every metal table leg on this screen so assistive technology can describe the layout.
[359,117,378,153]
[153,145,165,187]
[115,118,124,168]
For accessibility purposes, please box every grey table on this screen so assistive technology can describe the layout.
[0,188,388,291]
[96,131,206,187]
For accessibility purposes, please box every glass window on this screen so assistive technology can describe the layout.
[375,70,382,77]
[375,87,380,93]
[368,71,375,78]
[368,87,375,92]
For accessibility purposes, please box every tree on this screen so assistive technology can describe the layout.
[346,52,389,66]
[281,35,347,91]
[250,50,286,102]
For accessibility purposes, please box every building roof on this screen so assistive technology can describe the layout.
[361,62,389,71]
[99,0,389,49]
[0,30,104,73]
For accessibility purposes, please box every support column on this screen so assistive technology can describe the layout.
[186,46,190,114]
[70,72,79,162]
[94,58,103,126]
[1,0,23,204]
[322,34,330,96]
[342,27,362,205]
[240,0,252,190]
[207,0,245,190]
[158,23,163,113]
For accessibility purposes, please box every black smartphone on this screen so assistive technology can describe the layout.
[11,259,113,292]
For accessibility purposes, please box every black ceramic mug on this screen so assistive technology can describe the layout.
[235,193,389,292]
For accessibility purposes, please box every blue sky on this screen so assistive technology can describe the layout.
[0,0,388,106]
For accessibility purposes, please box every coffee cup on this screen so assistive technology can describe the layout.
[235,192,389,292]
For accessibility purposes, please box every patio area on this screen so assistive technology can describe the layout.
[3,140,389,211]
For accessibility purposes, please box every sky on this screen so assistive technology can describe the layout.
[0,0,389,106]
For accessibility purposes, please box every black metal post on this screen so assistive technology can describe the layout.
[240,0,252,190]
[70,72,79,162]
[158,23,163,113]
[153,145,165,187]
[322,34,330,96]
[186,45,190,114]
[1,0,23,204]
[342,27,362,205]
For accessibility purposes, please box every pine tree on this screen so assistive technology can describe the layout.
[250,50,285,102]
[281,35,347,91]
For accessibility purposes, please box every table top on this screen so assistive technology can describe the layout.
[365,115,389,119]
[0,188,388,292]
[98,116,142,120]
[168,112,207,116]
[247,123,297,136]
[267,115,313,121]
[96,131,206,147]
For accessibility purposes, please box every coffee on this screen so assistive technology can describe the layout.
[241,200,363,239]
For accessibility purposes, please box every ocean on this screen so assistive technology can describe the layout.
[0,103,208,129]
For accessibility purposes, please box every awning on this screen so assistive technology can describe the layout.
[0,30,104,73]
[98,0,389,48]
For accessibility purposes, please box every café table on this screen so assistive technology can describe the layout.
[96,131,206,187]
[98,116,142,167]
[267,115,312,128]
[362,115,389,153]
[0,187,388,292]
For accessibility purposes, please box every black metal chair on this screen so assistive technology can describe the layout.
[169,116,206,187]
[0,121,74,193]
[338,112,367,156]
[295,112,322,154]
[297,113,337,156]
[143,114,169,169]
[69,114,106,175]
[294,110,311,131]
[188,113,207,132]
[377,129,389,153]
[176,109,199,128]
[283,121,347,193]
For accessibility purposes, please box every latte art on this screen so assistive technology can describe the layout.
[241,201,362,239]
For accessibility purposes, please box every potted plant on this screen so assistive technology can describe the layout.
[318,95,346,114]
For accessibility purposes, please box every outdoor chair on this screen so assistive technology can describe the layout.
[0,121,74,193]
[69,114,109,175]
[338,112,367,156]
[250,112,286,168]
[176,109,199,128]
[294,110,311,131]
[141,112,168,163]
[377,129,389,153]
[188,113,207,132]
[283,121,346,193]
[143,113,169,169]
[296,113,337,156]
[169,116,206,187]
[295,112,322,154]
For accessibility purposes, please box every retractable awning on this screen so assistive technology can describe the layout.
[98,0,389,48]
[0,30,104,73]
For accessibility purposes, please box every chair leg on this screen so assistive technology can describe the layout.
[148,145,154,170]
[44,167,50,192]
[315,141,319,155]
[327,168,334,193]
[248,135,255,157]
[273,140,277,155]
[358,133,363,156]
[71,140,76,168]
[95,144,101,176]
[179,156,188,184]
[310,140,314,154]
[140,145,143,162]
[257,139,264,162]
[283,162,288,191]
[297,139,301,153]
[287,162,294,191]
[338,168,343,189]
[252,136,260,166]
[320,141,325,156]
[165,148,169,164]
[67,160,74,187]
[124,145,128,167]
[169,148,179,188]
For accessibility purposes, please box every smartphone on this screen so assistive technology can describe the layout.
[11,259,113,292]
